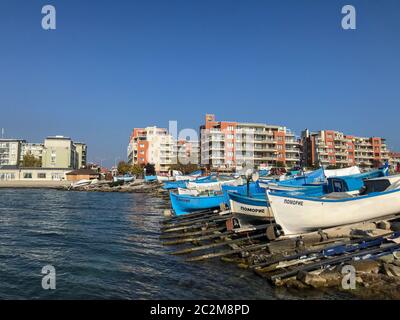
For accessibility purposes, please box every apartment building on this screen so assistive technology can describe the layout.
[74,142,88,169]
[301,129,390,168]
[20,143,45,163]
[127,126,177,173]
[0,139,25,167]
[42,136,78,169]
[0,136,87,170]
[177,139,200,165]
[200,114,301,170]
[389,152,400,172]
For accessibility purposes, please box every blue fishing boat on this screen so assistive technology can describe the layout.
[162,180,188,190]
[221,182,264,203]
[144,175,157,182]
[258,169,270,177]
[193,174,218,184]
[169,191,226,215]
[163,174,218,190]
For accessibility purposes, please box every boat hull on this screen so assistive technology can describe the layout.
[267,189,400,235]
[228,192,273,221]
[162,180,188,190]
[144,175,157,182]
[170,192,226,215]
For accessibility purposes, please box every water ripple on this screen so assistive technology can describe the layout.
[0,188,350,300]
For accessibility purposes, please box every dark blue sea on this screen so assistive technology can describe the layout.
[0,189,348,299]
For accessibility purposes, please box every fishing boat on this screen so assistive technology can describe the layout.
[177,187,199,196]
[113,174,135,183]
[221,182,264,202]
[144,175,157,182]
[267,175,400,236]
[70,179,92,188]
[162,180,188,190]
[228,168,388,227]
[162,173,216,190]
[228,191,273,223]
[169,191,226,215]
[187,175,243,192]
[175,170,203,181]
[156,175,171,182]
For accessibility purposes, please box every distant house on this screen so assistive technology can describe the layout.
[65,169,100,182]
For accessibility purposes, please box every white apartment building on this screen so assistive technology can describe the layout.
[20,143,45,163]
[128,126,177,173]
[0,139,25,167]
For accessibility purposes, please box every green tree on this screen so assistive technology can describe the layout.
[131,164,144,177]
[20,153,42,167]
[117,161,132,175]
[144,163,156,176]
[275,161,285,168]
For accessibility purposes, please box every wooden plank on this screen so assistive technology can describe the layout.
[171,233,266,255]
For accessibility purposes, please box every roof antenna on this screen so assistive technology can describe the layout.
[1,128,4,139]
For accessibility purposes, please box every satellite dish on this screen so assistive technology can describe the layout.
[245,168,253,178]
[252,172,260,182]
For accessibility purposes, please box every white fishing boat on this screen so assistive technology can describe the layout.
[174,170,203,181]
[177,187,199,196]
[324,165,361,178]
[156,175,171,182]
[267,175,400,236]
[70,179,92,188]
[187,177,243,192]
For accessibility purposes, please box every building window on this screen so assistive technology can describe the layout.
[38,173,46,179]
[23,173,32,179]
[277,145,283,150]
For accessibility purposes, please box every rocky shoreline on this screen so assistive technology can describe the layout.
[61,179,169,197]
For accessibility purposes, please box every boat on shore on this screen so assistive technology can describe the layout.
[228,167,389,228]
[228,191,273,223]
[163,180,189,190]
[169,191,226,215]
[70,179,93,189]
[144,175,157,182]
[175,170,203,181]
[114,174,135,183]
[267,175,400,236]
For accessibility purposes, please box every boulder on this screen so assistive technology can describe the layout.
[376,221,391,230]
[382,263,400,277]
[378,254,395,264]
[319,269,342,287]
[351,260,380,273]
[297,270,327,288]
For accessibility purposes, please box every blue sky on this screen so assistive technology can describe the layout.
[1,0,399,167]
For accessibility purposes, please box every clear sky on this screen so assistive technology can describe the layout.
[1,0,399,167]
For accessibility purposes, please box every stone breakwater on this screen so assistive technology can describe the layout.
[61,179,169,197]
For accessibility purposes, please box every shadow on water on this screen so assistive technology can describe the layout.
[0,189,352,299]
